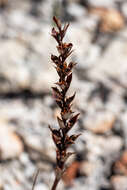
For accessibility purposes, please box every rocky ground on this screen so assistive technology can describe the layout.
[0,0,127,190]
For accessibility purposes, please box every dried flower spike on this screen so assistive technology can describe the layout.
[50,16,80,190]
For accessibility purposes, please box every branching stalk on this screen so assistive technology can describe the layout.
[50,16,80,190]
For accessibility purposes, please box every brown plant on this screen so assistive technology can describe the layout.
[49,16,80,190]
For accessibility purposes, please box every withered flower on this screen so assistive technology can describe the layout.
[50,16,80,190]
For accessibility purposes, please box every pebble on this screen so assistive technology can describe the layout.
[111,175,127,190]
[0,120,23,160]
[83,111,115,134]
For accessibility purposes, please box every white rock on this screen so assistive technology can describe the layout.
[111,176,127,190]
[34,183,48,190]
[0,120,23,160]
[68,3,86,18]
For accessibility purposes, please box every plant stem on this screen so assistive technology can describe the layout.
[32,169,39,190]
[51,177,60,190]
[50,16,80,190]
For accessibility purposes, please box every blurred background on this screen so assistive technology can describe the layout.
[0,0,127,190]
